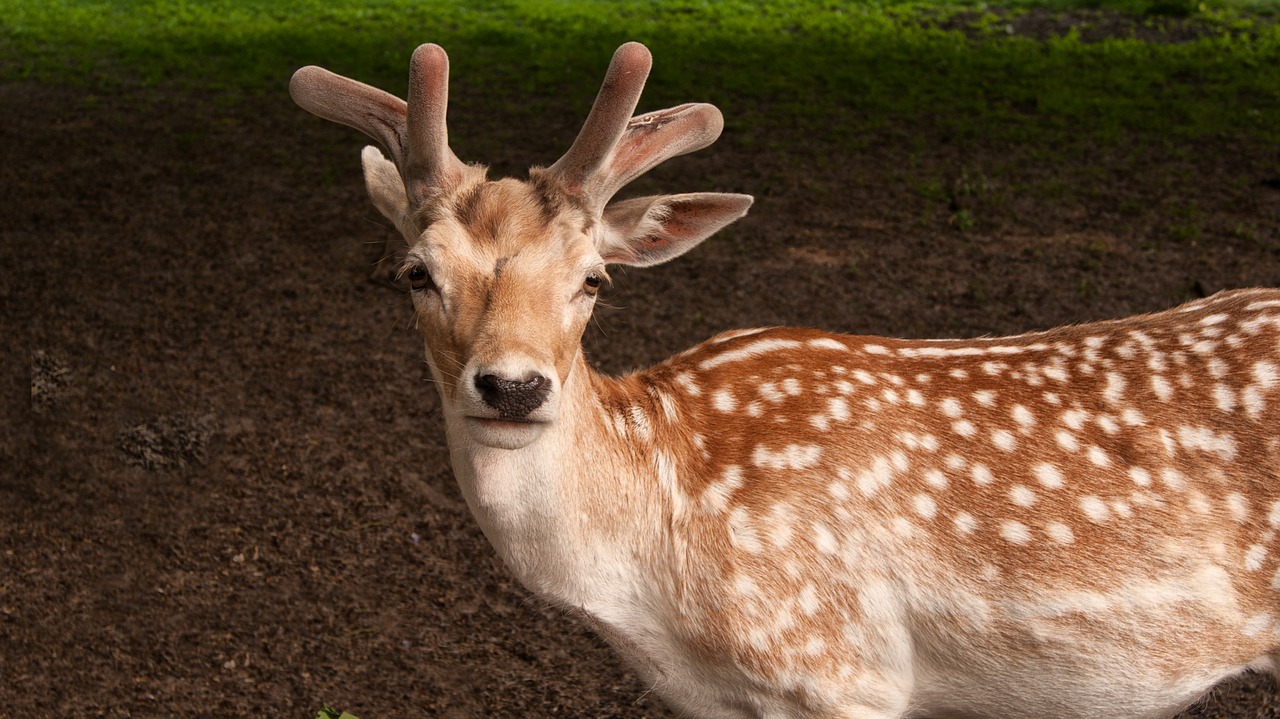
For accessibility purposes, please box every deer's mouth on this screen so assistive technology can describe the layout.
[464,416,550,449]
[469,416,545,428]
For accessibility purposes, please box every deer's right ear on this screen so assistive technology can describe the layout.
[361,145,410,224]
[598,192,753,268]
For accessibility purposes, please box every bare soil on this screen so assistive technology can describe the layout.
[6,37,1280,718]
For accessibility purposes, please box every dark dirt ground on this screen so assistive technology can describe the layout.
[6,28,1280,719]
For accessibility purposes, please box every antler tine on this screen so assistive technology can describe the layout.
[290,65,410,169]
[404,43,468,203]
[291,44,470,207]
[549,42,653,199]
[603,102,724,195]
[548,43,728,215]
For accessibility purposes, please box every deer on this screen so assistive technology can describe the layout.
[290,41,1280,719]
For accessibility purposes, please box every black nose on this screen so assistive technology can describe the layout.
[474,373,551,420]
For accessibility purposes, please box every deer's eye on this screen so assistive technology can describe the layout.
[583,272,604,297]
[405,264,435,292]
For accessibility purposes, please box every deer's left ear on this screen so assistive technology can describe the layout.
[598,192,753,267]
[361,145,410,224]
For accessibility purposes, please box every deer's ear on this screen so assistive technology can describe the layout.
[361,145,410,224]
[598,192,753,267]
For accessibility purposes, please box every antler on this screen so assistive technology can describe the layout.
[548,42,726,214]
[290,43,469,204]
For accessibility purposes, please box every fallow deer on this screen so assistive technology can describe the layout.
[291,42,1280,719]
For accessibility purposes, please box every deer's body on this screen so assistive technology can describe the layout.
[458,289,1280,719]
[290,42,1280,719]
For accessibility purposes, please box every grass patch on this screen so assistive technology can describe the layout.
[2,0,1277,147]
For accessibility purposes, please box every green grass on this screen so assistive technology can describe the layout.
[2,0,1278,146]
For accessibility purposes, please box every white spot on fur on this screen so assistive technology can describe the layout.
[1035,463,1065,489]
[941,398,963,418]
[953,420,976,438]
[973,390,996,407]
[1055,430,1080,452]
[1150,375,1173,401]
[1087,446,1111,467]
[812,522,838,554]
[656,390,679,423]
[1243,386,1264,418]
[828,397,851,423]
[1256,361,1278,388]
[971,463,995,486]
[758,382,784,404]
[1129,466,1152,487]
[857,456,899,497]
[712,388,737,413]
[809,337,848,352]
[1245,613,1273,637]
[992,429,1017,452]
[1096,415,1120,434]
[1012,404,1035,427]
[924,469,948,490]
[863,344,889,355]
[829,471,851,502]
[954,512,977,535]
[753,444,822,471]
[798,584,821,615]
[1044,364,1070,383]
[1245,545,1268,572]
[1062,409,1088,430]
[1000,520,1031,544]
[1162,467,1187,491]
[1226,493,1249,522]
[701,338,803,370]
[1177,425,1238,461]
[1010,485,1036,507]
[1080,496,1110,523]
[673,371,701,396]
[1103,373,1126,404]
[1121,408,1145,426]
[913,493,938,520]
[1207,358,1229,379]
[1213,385,1237,413]
[1046,521,1075,544]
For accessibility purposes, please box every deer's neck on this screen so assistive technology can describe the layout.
[443,353,666,611]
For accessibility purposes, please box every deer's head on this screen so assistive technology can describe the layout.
[291,43,752,450]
